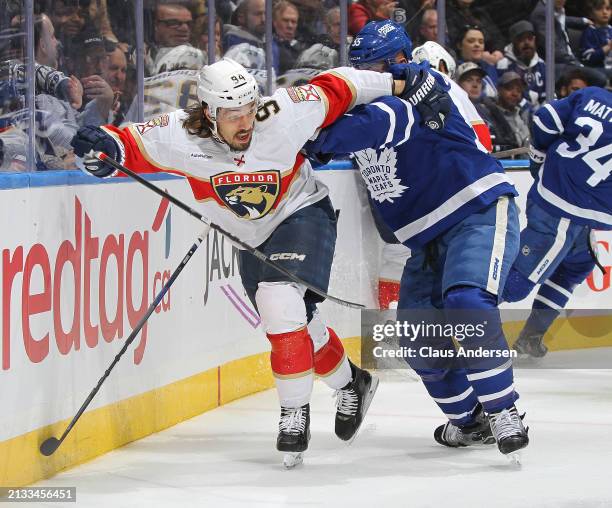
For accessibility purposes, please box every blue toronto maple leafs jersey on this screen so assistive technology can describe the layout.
[529,87,612,231]
[306,75,517,248]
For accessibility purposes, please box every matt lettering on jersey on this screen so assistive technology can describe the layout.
[212,170,281,220]
[1,196,173,372]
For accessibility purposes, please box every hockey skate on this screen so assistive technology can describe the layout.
[277,404,310,469]
[513,329,548,358]
[434,404,496,448]
[334,361,379,443]
[489,405,529,463]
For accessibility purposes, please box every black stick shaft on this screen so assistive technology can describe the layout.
[95,152,364,309]
[53,228,208,448]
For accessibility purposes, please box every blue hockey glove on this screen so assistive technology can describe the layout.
[71,126,119,177]
[528,144,546,179]
[389,63,452,130]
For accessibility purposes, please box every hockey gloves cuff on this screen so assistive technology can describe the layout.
[528,144,546,179]
[389,63,452,131]
[71,126,120,177]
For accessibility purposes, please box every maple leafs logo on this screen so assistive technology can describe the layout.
[354,147,408,203]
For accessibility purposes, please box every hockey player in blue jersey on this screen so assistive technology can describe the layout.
[305,21,529,457]
[503,87,612,358]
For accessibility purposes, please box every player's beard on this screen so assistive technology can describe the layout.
[226,129,253,152]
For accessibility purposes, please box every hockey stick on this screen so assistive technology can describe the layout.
[39,226,210,457]
[492,147,529,159]
[92,151,365,309]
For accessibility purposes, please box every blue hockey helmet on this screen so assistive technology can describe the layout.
[349,20,413,70]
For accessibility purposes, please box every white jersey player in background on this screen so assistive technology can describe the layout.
[72,57,450,467]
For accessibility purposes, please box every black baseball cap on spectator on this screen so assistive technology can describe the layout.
[456,62,486,82]
[498,71,525,88]
[508,21,535,42]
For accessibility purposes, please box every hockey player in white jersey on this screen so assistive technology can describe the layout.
[71,57,450,467]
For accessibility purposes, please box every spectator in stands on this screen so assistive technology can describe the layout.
[456,25,498,98]
[308,6,342,54]
[483,71,532,154]
[147,2,195,75]
[413,8,438,46]
[580,0,612,78]
[274,0,306,72]
[556,67,590,96]
[224,0,282,73]
[76,33,115,124]
[497,20,547,108]
[446,0,506,64]
[348,0,398,36]
[194,14,223,61]
[49,0,88,75]
[455,61,493,125]
[531,0,608,87]
[32,13,80,107]
[154,2,193,47]
[102,44,128,125]
[317,6,341,49]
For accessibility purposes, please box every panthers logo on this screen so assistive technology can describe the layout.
[212,170,281,219]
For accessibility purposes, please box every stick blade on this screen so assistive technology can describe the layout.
[40,437,61,456]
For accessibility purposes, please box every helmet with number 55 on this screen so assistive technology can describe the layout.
[349,20,413,71]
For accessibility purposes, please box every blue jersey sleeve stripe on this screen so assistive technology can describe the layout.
[371,102,395,148]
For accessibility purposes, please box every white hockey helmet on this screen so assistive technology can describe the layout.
[154,45,207,74]
[411,41,456,79]
[197,57,260,121]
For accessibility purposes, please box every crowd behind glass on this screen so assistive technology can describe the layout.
[1,0,611,171]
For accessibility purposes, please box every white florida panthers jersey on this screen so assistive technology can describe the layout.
[103,67,393,247]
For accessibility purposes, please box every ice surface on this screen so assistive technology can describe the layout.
[28,349,612,508]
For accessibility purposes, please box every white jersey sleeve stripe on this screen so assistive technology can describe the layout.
[543,103,565,134]
[371,101,396,148]
[396,99,415,147]
[394,172,514,243]
[533,114,561,135]
[527,216,570,282]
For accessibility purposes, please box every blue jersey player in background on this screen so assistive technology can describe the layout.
[306,21,529,458]
[503,87,612,357]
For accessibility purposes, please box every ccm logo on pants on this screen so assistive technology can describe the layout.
[270,253,306,261]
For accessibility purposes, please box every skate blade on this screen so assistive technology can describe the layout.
[347,375,380,446]
[507,450,523,466]
[282,452,304,469]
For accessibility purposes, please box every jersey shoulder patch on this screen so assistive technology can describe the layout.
[286,84,321,103]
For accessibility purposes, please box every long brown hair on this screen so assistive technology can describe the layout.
[182,102,213,137]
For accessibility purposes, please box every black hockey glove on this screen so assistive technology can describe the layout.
[389,63,452,131]
[71,126,119,177]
